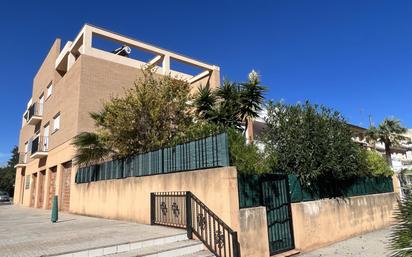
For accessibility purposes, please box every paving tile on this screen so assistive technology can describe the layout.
[0,205,185,257]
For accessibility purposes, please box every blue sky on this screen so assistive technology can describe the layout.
[0,1,411,164]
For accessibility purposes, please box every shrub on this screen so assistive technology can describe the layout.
[262,100,368,191]
[364,150,393,177]
[227,128,274,174]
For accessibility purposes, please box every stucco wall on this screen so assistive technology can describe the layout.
[291,192,398,252]
[239,207,270,257]
[70,167,240,230]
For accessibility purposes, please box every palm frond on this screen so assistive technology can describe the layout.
[72,132,112,166]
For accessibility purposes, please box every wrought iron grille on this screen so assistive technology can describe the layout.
[151,191,241,257]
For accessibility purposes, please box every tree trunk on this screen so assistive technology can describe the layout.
[384,141,392,167]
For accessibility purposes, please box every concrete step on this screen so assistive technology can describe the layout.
[47,233,188,257]
[178,250,215,257]
[101,240,205,257]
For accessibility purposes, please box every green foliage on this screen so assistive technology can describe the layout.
[0,146,18,196]
[262,100,367,190]
[193,84,217,120]
[366,118,408,164]
[73,132,112,165]
[212,80,243,129]
[173,122,273,174]
[390,195,412,257]
[73,71,193,165]
[227,128,274,174]
[194,70,266,131]
[239,70,266,128]
[364,150,394,177]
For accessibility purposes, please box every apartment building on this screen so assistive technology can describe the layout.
[13,24,220,210]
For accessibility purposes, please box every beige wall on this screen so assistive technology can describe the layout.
[70,167,240,230]
[239,207,270,257]
[76,54,220,134]
[16,141,75,207]
[291,192,398,252]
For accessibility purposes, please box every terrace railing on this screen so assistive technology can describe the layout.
[151,191,241,257]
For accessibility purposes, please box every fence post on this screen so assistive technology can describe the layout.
[232,232,240,257]
[232,231,241,257]
[185,191,193,239]
[150,193,155,225]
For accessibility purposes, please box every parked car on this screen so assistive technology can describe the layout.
[0,191,10,202]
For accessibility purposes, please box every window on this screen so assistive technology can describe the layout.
[46,82,53,98]
[39,93,44,115]
[25,175,30,189]
[43,123,49,150]
[53,113,60,132]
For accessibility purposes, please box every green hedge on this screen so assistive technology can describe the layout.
[75,133,229,184]
[238,173,394,208]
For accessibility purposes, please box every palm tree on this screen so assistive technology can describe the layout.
[72,132,113,166]
[366,118,408,166]
[193,71,267,134]
[239,70,266,134]
[214,80,243,129]
[193,84,217,120]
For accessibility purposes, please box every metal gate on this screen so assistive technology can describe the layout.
[151,191,241,257]
[261,174,295,255]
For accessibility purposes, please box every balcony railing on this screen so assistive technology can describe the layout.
[26,102,43,125]
[15,152,29,167]
[30,136,48,158]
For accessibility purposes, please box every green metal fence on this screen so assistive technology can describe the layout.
[238,173,394,208]
[75,133,229,184]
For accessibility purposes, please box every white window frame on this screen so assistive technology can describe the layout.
[53,113,60,132]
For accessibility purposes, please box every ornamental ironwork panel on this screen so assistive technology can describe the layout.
[171,202,180,218]
[151,191,241,257]
[197,213,207,231]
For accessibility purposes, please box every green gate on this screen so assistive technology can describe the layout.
[261,174,295,255]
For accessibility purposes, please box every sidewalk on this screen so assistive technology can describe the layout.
[298,228,391,257]
[0,205,185,257]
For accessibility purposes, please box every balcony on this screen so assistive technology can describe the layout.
[14,152,29,168]
[30,136,48,159]
[26,102,43,125]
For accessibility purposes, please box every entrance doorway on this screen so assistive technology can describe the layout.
[47,167,57,209]
[37,170,46,208]
[60,162,72,212]
[30,173,37,207]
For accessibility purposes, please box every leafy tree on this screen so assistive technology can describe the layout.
[7,146,18,167]
[228,128,274,174]
[0,146,18,196]
[390,195,412,257]
[73,71,193,165]
[262,100,367,191]
[364,150,393,177]
[366,118,408,165]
